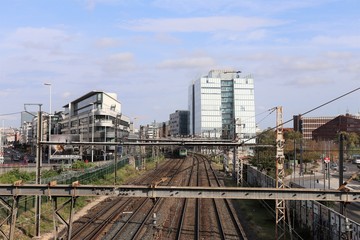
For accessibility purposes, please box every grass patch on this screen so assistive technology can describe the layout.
[224,176,276,239]
[15,196,91,239]
[233,199,275,239]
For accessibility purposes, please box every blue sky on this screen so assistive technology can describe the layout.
[0,0,359,130]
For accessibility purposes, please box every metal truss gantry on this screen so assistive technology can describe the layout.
[275,106,287,239]
[0,184,359,201]
[1,183,359,240]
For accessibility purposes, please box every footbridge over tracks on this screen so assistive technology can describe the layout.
[41,139,262,147]
[0,184,359,202]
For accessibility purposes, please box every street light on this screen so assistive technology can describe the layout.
[44,83,52,164]
[0,120,4,164]
[91,102,95,162]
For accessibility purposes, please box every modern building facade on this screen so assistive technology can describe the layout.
[139,121,168,139]
[60,91,130,161]
[188,70,256,144]
[20,122,33,144]
[313,114,360,141]
[293,115,334,140]
[19,111,36,145]
[169,110,190,137]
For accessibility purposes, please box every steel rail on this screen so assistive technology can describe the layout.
[61,158,181,240]
[202,155,226,240]
[110,157,187,239]
[208,156,248,239]
[130,157,188,239]
[74,198,133,240]
[110,198,150,239]
[175,155,196,240]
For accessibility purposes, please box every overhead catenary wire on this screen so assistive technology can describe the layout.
[255,107,277,126]
[243,86,360,144]
[234,107,277,130]
[0,111,23,117]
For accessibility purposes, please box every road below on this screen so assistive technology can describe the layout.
[290,161,360,224]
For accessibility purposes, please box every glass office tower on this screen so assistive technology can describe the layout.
[189,70,256,144]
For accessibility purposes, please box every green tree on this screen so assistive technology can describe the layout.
[250,128,276,174]
[283,130,302,162]
[343,132,359,157]
[335,131,360,158]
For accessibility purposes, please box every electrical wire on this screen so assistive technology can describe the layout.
[0,111,23,117]
[232,107,277,129]
[255,107,277,126]
[243,86,360,144]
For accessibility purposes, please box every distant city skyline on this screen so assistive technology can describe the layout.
[0,1,359,130]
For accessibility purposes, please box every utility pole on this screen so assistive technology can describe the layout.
[91,103,95,162]
[0,120,4,165]
[35,105,43,238]
[233,118,243,186]
[44,83,52,165]
[339,133,345,215]
[24,103,43,238]
[114,114,121,184]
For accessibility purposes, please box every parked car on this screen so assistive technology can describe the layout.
[352,159,360,164]
[352,154,360,164]
[330,163,338,171]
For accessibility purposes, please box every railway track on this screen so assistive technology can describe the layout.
[107,158,188,240]
[65,154,248,240]
[63,158,185,239]
[204,154,248,239]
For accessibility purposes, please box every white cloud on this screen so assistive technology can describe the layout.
[154,33,182,44]
[152,0,325,15]
[119,16,285,33]
[157,56,216,69]
[286,59,335,71]
[286,77,334,87]
[311,35,360,48]
[8,27,72,51]
[84,0,121,10]
[107,52,134,62]
[95,37,122,48]
[212,29,268,41]
[101,52,135,76]
[62,91,72,99]
[323,51,353,59]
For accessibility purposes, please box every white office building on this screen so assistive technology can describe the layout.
[188,70,256,144]
[60,91,130,161]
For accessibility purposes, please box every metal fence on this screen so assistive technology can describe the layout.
[0,157,130,217]
[245,164,359,240]
[42,157,129,184]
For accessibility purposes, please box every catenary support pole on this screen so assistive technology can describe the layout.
[35,107,43,238]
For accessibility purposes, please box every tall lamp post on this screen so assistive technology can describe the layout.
[44,83,52,164]
[91,102,95,162]
[0,120,4,165]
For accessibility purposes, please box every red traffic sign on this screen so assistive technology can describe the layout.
[324,157,330,163]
